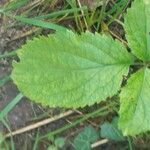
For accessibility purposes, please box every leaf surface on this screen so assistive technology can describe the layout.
[100,117,125,141]
[73,126,98,150]
[12,30,132,108]
[119,68,150,135]
[124,0,150,61]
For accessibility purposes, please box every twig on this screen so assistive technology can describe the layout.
[4,110,74,138]
[118,0,131,20]
[91,139,109,148]
[109,30,128,46]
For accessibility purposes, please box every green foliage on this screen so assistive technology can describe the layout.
[100,117,125,141]
[73,121,127,149]
[47,137,65,150]
[11,0,150,136]
[4,0,28,12]
[12,31,132,108]
[14,16,67,32]
[118,0,150,136]
[47,145,57,150]
[119,68,150,135]
[0,133,5,149]
[0,133,8,150]
[0,76,10,88]
[124,0,150,61]
[73,126,99,150]
[54,137,65,148]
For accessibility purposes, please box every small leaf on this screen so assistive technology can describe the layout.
[12,30,132,108]
[119,68,150,135]
[47,145,57,150]
[54,137,65,148]
[124,0,150,61]
[73,126,99,150]
[0,93,23,121]
[47,135,55,142]
[100,117,125,141]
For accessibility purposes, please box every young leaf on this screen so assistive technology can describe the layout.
[73,126,99,150]
[54,137,65,148]
[47,146,57,150]
[124,0,150,61]
[119,68,150,135]
[100,117,125,141]
[12,30,132,108]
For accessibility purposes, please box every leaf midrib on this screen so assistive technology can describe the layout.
[17,65,126,96]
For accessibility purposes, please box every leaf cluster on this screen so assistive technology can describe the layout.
[73,118,125,150]
[12,0,150,136]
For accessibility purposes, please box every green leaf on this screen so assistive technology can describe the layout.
[12,30,132,108]
[47,146,58,150]
[124,0,150,61]
[119,68,150,135]
[54,137,65,148]
[73,126,99,150]
[100,117,125,141]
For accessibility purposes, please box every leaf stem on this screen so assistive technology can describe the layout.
[96,0,107,31]
[127,137,133,150]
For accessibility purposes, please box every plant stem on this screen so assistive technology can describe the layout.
[96,0,107,31]
[0,93,23,121]
[127,137,133,150]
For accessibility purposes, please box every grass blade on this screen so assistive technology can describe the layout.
[33,129,40,150]
[0,50,17,60]
[0,93,23,121]
[36,7,87,19]
[4,0,29,12]
[0,8,4,13]
[2,119,15,150]
[14,16,67,32]
[0,76,11,87]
